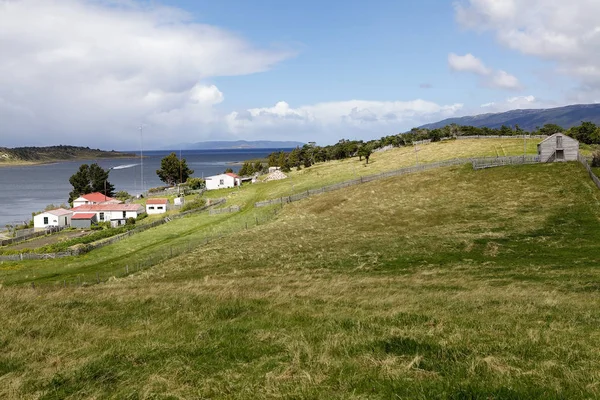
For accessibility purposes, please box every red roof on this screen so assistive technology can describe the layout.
[71,204,143,212]
[146,198,168,205]
[71,213,96,220]
[77,192,118,203]
[47,208,73,216]
[226,172,240,178]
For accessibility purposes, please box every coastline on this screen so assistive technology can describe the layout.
[0,154,138,168]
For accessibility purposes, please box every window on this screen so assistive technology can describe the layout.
[220,179,224,185]
[557,136,563,148]
[43,216,48,224]
[149,206,154,210]
[123,211,127,218]
[157,206,163,210]
[99,212,104,221]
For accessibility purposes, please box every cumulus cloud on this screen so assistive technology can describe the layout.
[0,0,293,148]
[455,0,600,97]
[448,53,522,90]
[448,53,491,75]
[226,100,464,141]
[479,95,558,112]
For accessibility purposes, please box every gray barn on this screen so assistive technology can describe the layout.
[537,133,579,162]
[71,213,97,229]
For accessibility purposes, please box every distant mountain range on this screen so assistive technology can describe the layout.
[172,140,305,150]
[419,104,600,132]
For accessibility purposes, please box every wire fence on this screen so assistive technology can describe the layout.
[20,207,282,291]
[456,135,548,140]
[0,199,226,262]
[578,154,600,190]
[471,155,541,170]
[209,205,241,215]
[1,226,67,247]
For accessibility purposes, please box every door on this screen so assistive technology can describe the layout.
[556,150,565,160]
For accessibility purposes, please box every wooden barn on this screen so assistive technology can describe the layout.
[537,133,579,162]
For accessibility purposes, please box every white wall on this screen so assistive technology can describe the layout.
[33,212,72,228]
[76,209,141,223]
[146,203,168,214]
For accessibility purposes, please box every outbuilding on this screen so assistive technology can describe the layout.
[205,173,241,190]
[33,208,73,229]
[537,133,579,162]
[71,213,97,229]
[146,198,169,214]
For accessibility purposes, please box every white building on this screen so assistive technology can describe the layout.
[205,172,241,190]
[146,198,169,214]
[72,192,122,208]
[71,204,144,227]
[33,208,73,229]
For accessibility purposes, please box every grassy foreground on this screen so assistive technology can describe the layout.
[1,162,600,398]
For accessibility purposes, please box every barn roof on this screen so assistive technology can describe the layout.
[46,208,73,216]
[76,192,121,203]
[146,198,168,205]
[71,213,96,220]
[538,132,578,145]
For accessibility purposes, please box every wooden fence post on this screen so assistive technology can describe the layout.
[96,272,100,284]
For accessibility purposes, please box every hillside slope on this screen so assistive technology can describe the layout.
[1,161,600,398]
[419,103,600,131]
[0,145,134,165]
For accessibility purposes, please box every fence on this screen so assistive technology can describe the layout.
[471,155,541,170]
[209,205,241,215]
[456,135,547,140]
[255,158,469,208]
[20,206,283,290]
[0,199,226,262]
[1,226,67,247]
[578,154,600,190]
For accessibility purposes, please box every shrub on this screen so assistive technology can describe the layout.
[181,198,206,212]
[114,190,131,200]
[591,150,600,167]
[187,177,205,190]
[126,217,136,225]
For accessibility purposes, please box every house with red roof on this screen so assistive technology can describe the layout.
[146,198,169,215]
[33,208,73,229]
[205,172,241,190]
[71,204,144,227]
[72,192,122,208]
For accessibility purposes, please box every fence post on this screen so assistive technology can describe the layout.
[126,265,129,274]
[96,272,100,284]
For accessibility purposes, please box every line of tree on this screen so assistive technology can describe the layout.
[264,121,600,171]
[156,152,194,186]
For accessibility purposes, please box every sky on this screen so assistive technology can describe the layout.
[1,0,599,149]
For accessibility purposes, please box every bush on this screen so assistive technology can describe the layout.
[115,190,131,200]
[591,150,600,167]
[187,177,205,190]
[181,198,206,212]
[126,217,136,225]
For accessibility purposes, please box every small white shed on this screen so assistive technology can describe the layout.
[537,133,579,162]
[146,198,169,214]
[33,208,73,229]
[205,173,241,190]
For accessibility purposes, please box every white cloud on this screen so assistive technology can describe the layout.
[455,0,600,97]
[479,95,558,112]
[226,100,464,142]
[448,53,491,75]
[0,0,293,148]
[448,53,521,90]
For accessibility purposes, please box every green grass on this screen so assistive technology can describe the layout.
[204,138,544,209]
[1,161,600,398]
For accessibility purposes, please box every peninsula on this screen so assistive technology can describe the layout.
[0,145,136,167]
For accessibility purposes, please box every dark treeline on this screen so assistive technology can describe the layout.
[257,122,600,173]
[0,145,125,161]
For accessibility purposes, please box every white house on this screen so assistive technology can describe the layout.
[537,133,579,162]
[205,173,241,190]
[71,204,144,227]
[33,208,73,229]
[72,192,122,208]
[146,198,168,214]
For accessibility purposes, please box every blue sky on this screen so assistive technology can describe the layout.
[0,0,596,148]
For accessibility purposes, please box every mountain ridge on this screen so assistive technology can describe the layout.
[419,103,600,131]
[170,140,305,150]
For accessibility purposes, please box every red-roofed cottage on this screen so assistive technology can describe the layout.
[72,192,122,208]
[146,198,169,214]
[71,204,144,227]
[205,172,241,190]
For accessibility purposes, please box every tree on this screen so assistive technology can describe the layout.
[156,152,194,186]
[358,145,373,164]
[68,163,114,205]
[539,123,563,136]
[187,177,205,190]
[224,167,234,174]
[238,162,254,176]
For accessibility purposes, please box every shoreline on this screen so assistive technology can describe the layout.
[0,154,138,168]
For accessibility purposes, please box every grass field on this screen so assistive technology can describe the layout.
[1,161,600,398]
